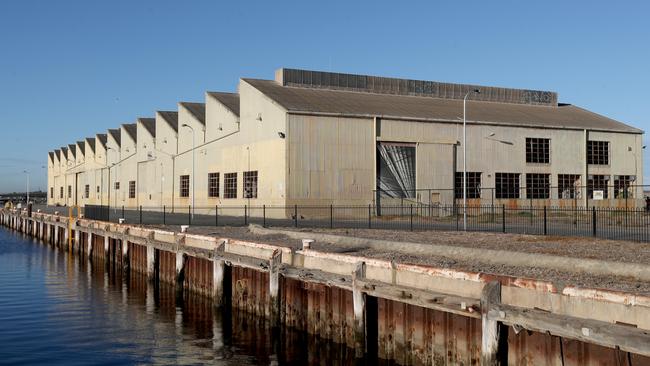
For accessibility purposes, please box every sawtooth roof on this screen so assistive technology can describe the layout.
[138,118,156,138]
[122,123,137,142]
[86,138,95,153]
[158,111,179,132]
[208,92,240,116]
[244,78,641,134]
[108,129,121,146]
[180,102,206,124]
[97,134,107,147]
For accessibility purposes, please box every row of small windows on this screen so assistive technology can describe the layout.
[525,138,609,165]
[181,171,258,199]
[50,172,259,201]
[455,173,634,199]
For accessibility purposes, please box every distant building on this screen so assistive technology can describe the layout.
[47,68,644,212]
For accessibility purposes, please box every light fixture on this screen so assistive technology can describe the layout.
[278,132,286,139]
[256,113,263,121]
[488,132,495,137]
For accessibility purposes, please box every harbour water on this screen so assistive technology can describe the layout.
[0,227,365,365]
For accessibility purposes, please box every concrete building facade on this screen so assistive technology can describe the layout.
[47,68,644,213]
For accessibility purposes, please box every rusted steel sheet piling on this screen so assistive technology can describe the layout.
[3,209,650,365]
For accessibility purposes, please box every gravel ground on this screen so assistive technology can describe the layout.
[282,227,650,265]
[153,225,650,295]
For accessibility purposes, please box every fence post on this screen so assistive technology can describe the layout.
[410,204,413,231]
[502,205,506,233]
[215,205,218,227]
[592,206,597,237]
[188,205,191,226]
[368,204,371,229]
[543,206,547,235]
[244,205,248,226]
[139,205,142,225]
[263,205,266,228]
[163,205,166,225]
[330,204,333,229]
[294,205,298,228]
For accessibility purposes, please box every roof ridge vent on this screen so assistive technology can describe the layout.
[276,68,558,106]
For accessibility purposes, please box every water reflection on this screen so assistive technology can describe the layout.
[0,228,376,365]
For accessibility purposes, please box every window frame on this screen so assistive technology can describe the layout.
[525,138,550,164]
[614,175,635,199]
[129,181,136,199]
[587,140,609,165]
[525,173,550,199]
[557,174,581,199]
[208,172,220,198]
[179,175,190,198]
[587,174,609,199]
[495,173,520,199]
[243,171,258,199]
[224,172,237,199]
[85,184,90,199]
[454,172,481,199]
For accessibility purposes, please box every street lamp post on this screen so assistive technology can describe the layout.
[23,170,30,205]
[181,124,195,218]
[463,89,480,231]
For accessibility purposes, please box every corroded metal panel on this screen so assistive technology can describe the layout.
[129,242,147,275]
[508,329,650,366]
[185,256,213,297]
[281,277,356,348]
[232,266,270,317]
[158,250,176,284]
[377,298,481,365]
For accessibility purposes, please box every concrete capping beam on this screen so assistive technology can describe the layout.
[185,234,218,251]
[225,239,292,263]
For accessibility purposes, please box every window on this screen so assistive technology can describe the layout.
[60,187,63,199]
[495,173,520,199]
[96,186,100,193]
[68,185,72,198]
[129,181,136,199]
[224,173,237,199]
[114,182,120,190]
[180,175,190,198]
[587,141,609,165]
[558,174,581,199]
[243,171,258,199]
[85,185,90,199]
[588,174,609,199]
[50,187,54,199]
[525,174,550,199]
[454,172,481,199]
[526,138,550,164]
[208,172,220,198]
[614,175,635,198]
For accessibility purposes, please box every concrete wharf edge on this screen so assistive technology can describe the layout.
[2,208,650,364]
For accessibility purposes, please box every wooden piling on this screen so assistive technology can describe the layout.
[481,281,504,366]
[352,261,366,357]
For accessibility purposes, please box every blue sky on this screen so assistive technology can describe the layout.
[0,0,648,192]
